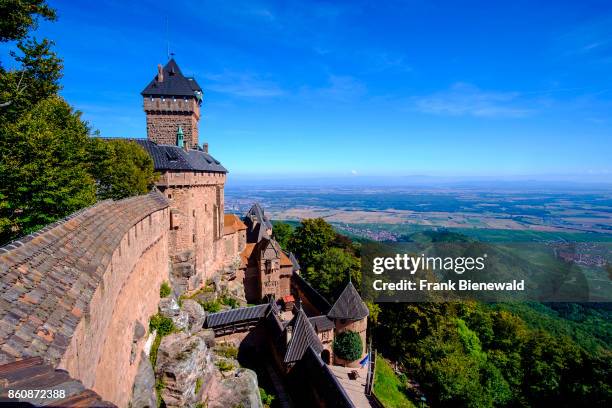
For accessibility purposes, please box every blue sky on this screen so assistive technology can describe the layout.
[2,0,612,181]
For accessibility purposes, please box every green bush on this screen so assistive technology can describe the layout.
[259,387,276,408]
[220,295,238,309]
[149,313,175,336]
[159,281,172,298]
[200,300,221,313]
[333,330,363,362]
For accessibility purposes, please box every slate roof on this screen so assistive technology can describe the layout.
[288,252,301,272]
[327,281,369,321]
[0,191,170,364]
[141,59,202,97]
[284,308,323,363]
[244,203,272,243]
[205,304,269,328]
[0,357,116,407]
[292,272,331,314]
[308,315,335,332]
[133,139,227,173]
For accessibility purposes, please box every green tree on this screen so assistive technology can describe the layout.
[0,1,158,244]
[303,247,360,300]
[0,97,96,242]
[288,218,335,269]
[272,221,293,249]
[87,138,157,200]
[0,0,56,42]
[333,331,363,362]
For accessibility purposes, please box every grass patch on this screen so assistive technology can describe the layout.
[373,357,416,408]
[215,359,234,372]
[195,377,203,394]
[154,377,164,408]
[148,313,176,367]
[214,343,239,359]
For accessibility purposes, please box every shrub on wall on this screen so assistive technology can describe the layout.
[159,281,171,298]
[333,330,363,362]
[149,313,174,336]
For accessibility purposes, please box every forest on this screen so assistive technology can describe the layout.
[275,218,611,407]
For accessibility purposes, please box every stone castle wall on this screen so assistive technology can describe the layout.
[0,192,171,407]
[144,98,200,148]
[60,208,170,407]
[157,171,227,288]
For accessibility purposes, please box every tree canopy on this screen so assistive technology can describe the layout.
[0,0,158,244]
[0,0,56,42]
[272,221,293,249]
[287,217,361,300]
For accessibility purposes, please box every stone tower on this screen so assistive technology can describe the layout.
[141,59,203,148]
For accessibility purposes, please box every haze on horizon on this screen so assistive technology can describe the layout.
[1,0,610,182]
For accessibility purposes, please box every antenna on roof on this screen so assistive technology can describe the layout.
[165,16,170,60]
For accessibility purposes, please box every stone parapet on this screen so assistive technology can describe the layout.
[0,191,171,407]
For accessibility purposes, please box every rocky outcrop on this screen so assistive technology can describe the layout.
[154,330,215,408]
[171,250,197,293]
[130,352,157,408]
[159,297,189,331]
[206,365,262,408]
[181,299,207,334]
[130,321,147,365]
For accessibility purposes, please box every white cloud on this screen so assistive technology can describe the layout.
[204,71,285,98]
[414,82,533,118]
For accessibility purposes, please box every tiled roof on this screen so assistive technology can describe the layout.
[308,315,335,332]
[133,139,227,173]
[0,191,170,364]
[284,308,323,363]
[327,282,369,321]
[141,59,202,97]
[279,250,293,267]
[223,214,247,236]
[240,243,256,268]
[0,357,116,407]
[205,304,269,328]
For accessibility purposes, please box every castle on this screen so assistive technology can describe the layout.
[0,59,369,407]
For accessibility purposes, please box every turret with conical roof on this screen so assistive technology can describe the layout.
[327,281,369,366]
[142,59,203,148]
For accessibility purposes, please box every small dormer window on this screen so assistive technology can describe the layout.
[265,259,272,274]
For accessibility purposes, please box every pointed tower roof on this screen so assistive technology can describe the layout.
[141,58,202,97]
[327,281,369,321]
[283,308,323,363]
[244,203,273,242]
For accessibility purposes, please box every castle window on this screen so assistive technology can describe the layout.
[192,234,196,243]
[192,210,195,217]
[168,194,172,199]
